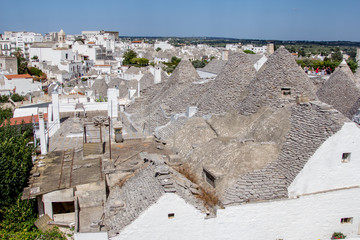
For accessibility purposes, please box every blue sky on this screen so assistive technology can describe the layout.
[1,0,359,41]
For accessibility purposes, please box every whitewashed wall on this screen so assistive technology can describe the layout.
[288,122,360,198]
[113,194,206,240]
[254,55,268,71]
[114,188,360,240]
[6,78,42,95]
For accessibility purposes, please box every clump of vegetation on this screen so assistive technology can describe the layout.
[0,95,9,103]
[0,111,66,239]
[243,49,255,54]
[177,164,219,208]
[12,48,28,74]
[191,59,208,69]
[122,50,149,67]
[331,232,346,239]
[130,57,149,67]
[11,93,25,102]
[163,56,181,74]
[296,57,358,73]
[0,107,13,123]
[95,96,107,102]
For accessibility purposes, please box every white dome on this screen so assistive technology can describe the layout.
[59,29,65,35]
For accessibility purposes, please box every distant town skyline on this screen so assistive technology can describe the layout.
[1,0,359,41]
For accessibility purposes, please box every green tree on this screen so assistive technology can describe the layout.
[346,59,358,73]
[11,93,25,102]
[12,48,28,74]
[0,124,33,206]
[130,58,149,67]
[298,48,306,57]
[163,57,181,73]
[155,47,162,52]
[0,108,13,123]
[0,95,9,103]
[243,49,255,54]
[191,60,206,68]
[28,67,43,77]
[331,47,343,62]
[171,56,181,64]
[123,50,137,65]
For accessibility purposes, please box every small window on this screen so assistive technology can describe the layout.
[342,153,351,163]
[281,87,291,96]
[203,168,216,188]
[168,213,175,219]
[341,217,353,224]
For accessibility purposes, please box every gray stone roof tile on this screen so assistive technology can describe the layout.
[317,67,360,119]
[104,154,207,237]
[237,46,317,115]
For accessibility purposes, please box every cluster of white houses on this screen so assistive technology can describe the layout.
[1,29,360,240]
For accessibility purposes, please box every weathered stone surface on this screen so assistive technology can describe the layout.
[200,59,227,74]
[317,66,360,119]
[222,102,348,205]
[104,154,208,237]
[198,52,256,115]
[237,46,317,115]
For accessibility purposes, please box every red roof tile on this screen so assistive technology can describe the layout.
[5,74,33,80]
[5,113,48,126]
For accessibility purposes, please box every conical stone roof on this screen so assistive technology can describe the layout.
[317,67,360,119]
[237,46,317,115]
[201,59,227,74]
[168,59,200,84]
[198,52,256,115]
[91,78,108,97]
[139,71,154,91]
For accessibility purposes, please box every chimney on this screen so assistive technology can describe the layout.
[38,112,47,155]
[154,67,161,84]
[52,88,60,132]
[107,88,118,120]
[222,50,229,61]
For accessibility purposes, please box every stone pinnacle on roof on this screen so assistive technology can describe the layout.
[168,59,200,84]
[317,67,360,119]
[237,46,317,115]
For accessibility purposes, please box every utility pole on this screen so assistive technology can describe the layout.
[108,116,111,160]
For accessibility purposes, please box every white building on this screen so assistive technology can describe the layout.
[1,31,43,59]
[242,44,268,54]
[1,74,42,95]
[154,41,174,51]
[0,40,12,56]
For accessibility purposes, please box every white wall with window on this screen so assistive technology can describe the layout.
[114,188,360,240]
[288,122,360,198]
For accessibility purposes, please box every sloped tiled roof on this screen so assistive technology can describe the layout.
[5,74,32,80]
